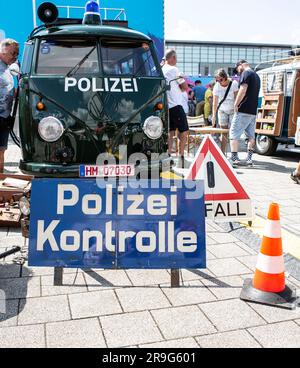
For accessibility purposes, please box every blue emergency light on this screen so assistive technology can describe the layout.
[83,1,102,25]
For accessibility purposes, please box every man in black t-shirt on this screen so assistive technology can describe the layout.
[229,60,261,167]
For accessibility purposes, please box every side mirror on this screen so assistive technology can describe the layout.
[9,63,21,77]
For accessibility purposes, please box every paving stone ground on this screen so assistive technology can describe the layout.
[237,147,300,237]
[0,140,300,348]
[0,221,300,348]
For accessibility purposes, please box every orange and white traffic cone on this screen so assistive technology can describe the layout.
[240,203,298,310]
[253,203,285,293]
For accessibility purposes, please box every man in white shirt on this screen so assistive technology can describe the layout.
[162,50,189,168]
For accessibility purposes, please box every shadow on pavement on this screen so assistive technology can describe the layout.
[84,269,115,288]
[0,264,32,326]
[189,270,232,288]
[242,160,296,174]
[272,149,300,163]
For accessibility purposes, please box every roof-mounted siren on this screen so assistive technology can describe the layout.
[83,1,102,25]
[38,2,59,24]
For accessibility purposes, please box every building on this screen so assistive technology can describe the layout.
[165,40,296,77]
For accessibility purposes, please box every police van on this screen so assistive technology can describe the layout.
[18,1,171,178]
[255,52,300,155]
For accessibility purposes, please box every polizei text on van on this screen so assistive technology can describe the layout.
[65,77,139,93]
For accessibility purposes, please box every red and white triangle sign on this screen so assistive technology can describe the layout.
[187,136,254,221]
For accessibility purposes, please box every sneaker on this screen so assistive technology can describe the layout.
[246,160,254,167]
[291,171,300,184]
[228,158,241,168]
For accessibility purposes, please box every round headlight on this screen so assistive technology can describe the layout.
[143,116,164,140]
[38,117,64,143]
[19,197,30,216]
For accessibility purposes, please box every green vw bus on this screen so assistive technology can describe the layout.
[18,2,170,178]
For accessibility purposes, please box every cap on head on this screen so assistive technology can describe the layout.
[234,59,248,74]
[235,59,248,68]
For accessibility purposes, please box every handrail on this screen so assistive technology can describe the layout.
[56,5,127,21]
[29,4,127,39]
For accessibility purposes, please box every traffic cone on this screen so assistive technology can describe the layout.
[240,203,298,310]
[253,203,285,293]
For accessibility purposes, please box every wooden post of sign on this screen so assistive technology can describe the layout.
[171,269,180,288]
[54,267,64,286]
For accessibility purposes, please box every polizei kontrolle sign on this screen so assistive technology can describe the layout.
[29,180,206,269]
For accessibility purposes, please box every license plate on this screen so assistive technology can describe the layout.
[80,165,135,178]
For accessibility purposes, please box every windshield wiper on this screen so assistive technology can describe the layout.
[66,45,97,78]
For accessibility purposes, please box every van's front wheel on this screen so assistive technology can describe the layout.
[255,135,278,156]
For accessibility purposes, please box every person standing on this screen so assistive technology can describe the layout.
[213,69,239,153]
[0,39,19,173]
[193,80,206,117]
[230,60,261,167]
[204,82,215,126]
[162,49,189,168]
[188,89,196,117]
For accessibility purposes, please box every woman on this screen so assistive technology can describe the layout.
[212,69,239,153]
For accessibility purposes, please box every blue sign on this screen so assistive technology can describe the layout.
[29,180,206,269]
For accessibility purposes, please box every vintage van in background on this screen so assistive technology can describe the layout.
[255,53,300,155]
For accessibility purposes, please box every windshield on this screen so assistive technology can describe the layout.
[36,39,99,75]
[101,40,161,77]
[35,38,161,78]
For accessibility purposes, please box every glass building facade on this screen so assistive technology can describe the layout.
[165,41,295,76]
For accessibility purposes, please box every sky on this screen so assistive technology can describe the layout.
[165,0,300,46]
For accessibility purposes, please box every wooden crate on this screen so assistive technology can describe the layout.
[0,174,33,228]
[256,94,284,136]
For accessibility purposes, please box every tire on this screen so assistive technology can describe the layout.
[255,135,278,156]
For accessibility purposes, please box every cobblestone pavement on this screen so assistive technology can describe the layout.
[0,140,300,348]
[237,147,300,237]
[0,223,299,348]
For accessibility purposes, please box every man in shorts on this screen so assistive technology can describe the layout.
[0,39,19,173]
[162,49,189,168]
[230,60,261,167]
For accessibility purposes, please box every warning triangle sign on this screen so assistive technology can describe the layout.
[186,136,254,221]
